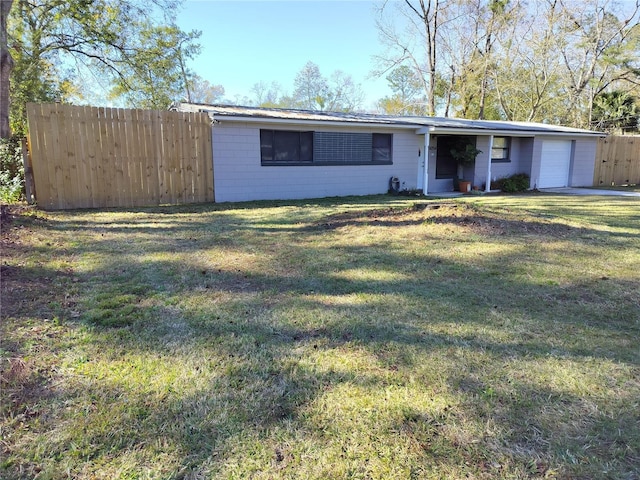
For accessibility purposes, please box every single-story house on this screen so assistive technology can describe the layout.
[174,103,603,202]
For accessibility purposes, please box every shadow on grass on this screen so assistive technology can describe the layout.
[62,290,639,477]
[2,197,639,478]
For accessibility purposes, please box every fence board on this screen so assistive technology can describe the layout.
[65,105,82,208]
[99,107,114,206]
[89,106,105,208]
[25,104,47,204]
[180,113,191,202]
[51,105,68,209]
[594,136,640,186]
[26,103,213,210]
[143,109,160,204]
[74,106,89,208]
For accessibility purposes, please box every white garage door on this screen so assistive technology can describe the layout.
[539,140,572,188]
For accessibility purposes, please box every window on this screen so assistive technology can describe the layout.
[372,133,392,162]
[491,137,510,163]
[260,130,313,164]
[260,130,392,166]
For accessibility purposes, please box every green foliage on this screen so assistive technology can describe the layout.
[377,66,427,115]
[592,90,639,133]
[108,23,201,109]
[492,173,530,192]
[0,137,23,203]
[7,0,201,128]
[0,170,23,203]
[450,143,482,167]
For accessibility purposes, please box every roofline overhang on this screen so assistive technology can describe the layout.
[196,109,604,137]
[415,126,604,137]
[207,113,418,130]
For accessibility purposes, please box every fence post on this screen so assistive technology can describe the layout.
[22,137,36,204]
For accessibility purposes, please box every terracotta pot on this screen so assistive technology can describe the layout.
[458,181,471,193]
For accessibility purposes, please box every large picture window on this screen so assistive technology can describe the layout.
[491,137,510,163]
[260,130,313,163]
[260,130,392,166]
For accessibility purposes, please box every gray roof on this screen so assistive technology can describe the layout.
[173,102,602,136]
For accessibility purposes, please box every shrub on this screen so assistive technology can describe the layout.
[0,171,23,204]
[0,137,24,204]
[492,173,530,193]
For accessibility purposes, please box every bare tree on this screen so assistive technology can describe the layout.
[375,0,448,116]
[293,61,329,110]
[491,0,564,122]
[188,75,225,104]
[553,0,640,127]
[292,62,363,112]
[325,71,364,112]
[251,81,285,107]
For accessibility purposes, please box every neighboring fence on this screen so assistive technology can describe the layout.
[26,103,214,210]
[594,135,640,187]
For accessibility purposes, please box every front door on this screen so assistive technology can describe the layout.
[417,145,425,191]
[435,136,461,180]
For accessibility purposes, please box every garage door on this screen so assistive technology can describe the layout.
[539,140,572,188]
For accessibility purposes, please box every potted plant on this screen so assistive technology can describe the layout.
[450,143,482,192]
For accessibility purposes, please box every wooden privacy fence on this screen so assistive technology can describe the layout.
[26,103,214,210]
[594,135,640,187]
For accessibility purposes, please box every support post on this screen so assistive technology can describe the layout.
[423,133,430,194]
[485,135,494,192]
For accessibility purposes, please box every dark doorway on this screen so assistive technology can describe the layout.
[436,135,475,179]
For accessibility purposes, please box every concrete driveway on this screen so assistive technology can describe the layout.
[540,187,640,197]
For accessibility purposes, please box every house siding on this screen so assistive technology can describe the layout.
[529,137,545,189]
[569,138,597,187]
[474,136,491,189]
[530,136,596,189]
[518,138,534,177]
[212,123,421,202]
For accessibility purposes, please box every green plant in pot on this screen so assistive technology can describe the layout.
[450,142,482,192]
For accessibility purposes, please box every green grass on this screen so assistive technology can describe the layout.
[1,194,639,479]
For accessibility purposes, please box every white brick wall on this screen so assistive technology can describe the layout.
[212,123,421,202]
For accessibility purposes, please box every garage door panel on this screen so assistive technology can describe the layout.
[539,140,572,188]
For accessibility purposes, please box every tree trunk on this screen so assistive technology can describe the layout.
[1,0,14,139]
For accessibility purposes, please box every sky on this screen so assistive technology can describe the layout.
[176,0,391,108]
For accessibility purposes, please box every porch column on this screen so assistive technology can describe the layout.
[423,133,430,194]
[485,135,494,192]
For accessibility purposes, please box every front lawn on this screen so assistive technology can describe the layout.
[1,194,639,479]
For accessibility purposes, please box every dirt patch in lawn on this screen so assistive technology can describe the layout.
[309,202,580,237]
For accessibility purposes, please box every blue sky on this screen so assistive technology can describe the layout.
[177,0,391,108]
